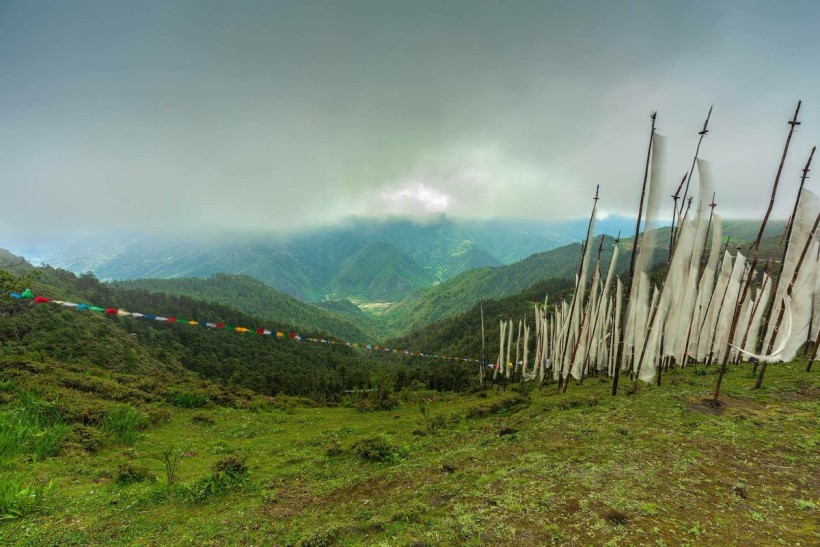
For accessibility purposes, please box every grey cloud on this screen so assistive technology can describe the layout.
[1,0,819,242]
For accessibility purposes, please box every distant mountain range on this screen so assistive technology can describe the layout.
[12,215,638,303]
[5,217,785,344]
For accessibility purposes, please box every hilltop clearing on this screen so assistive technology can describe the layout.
[1,361,816,545]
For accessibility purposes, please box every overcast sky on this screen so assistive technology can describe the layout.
[2,0,819,240]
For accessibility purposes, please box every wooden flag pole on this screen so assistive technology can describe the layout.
[613,112,656,396]
[715,101,802,404]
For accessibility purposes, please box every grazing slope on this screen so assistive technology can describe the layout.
[1,362,816,545]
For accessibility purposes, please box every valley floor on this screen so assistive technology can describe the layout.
[1,363,818,546]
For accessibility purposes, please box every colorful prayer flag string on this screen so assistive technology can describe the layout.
[8,289,481,364]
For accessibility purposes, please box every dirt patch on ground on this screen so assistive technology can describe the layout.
[259,478,318,519]
[685,397,726,415]
[776,380,819,402]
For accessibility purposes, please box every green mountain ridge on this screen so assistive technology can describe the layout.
[113,274,386,342]
[381,219,787,334]
[1,259,464,397]
[13,216,638,303]
[329,242,437,302]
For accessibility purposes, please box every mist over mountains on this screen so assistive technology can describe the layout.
[13,215,637,304]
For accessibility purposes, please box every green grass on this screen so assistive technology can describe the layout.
[100,405,148,446]
[0,390,71,463]
[0,362,817,545]
[0,475,53,521]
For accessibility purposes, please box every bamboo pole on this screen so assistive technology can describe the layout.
[755,212,820,388]
[678,106,714,221]
[759,147,815,353]
[561,186,600,391]
[669,174,687,262]
[613,112,656,396]
[715,101,802,403]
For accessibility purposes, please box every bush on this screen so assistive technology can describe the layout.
[115,463,155,485]
[186,455,249,503]
[152,446,185,485]
[324,437,343,457]
[351,436,396,463]
[297,523,344,547]
[0,475,53,520]
[146,407,171,425]
[191,412,216,425]
[418,400,448,434]
[101,405,147,445]
[170,391,209,408]
[66,424,104,453]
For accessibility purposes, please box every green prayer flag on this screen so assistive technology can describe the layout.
[20,288,34,299]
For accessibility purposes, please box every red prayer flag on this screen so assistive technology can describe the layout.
[104,308,118,314]
[34,296,50,303]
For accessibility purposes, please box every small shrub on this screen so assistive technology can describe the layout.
[101,405,147,445]
[146,407,171,425]
[0,379,13,392]
[170,391,209,409]
[0,475,53,520]
[296,523,344,547]
[558,398,584,410]
[351,436,396,463]
[606,509,630,526]
[115,463,155,485]
[186,455,249,503]
[419,400,446,433]
[324,437,343,457]
[212,455,249,484]
[191,412,216,425]
[153,446,185,485]
[464,396,528,419]
[187,474,223,503]
[66,424,104,453]
[693,367,709,376]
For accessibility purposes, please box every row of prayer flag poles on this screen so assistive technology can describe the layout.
[8,289,481,364]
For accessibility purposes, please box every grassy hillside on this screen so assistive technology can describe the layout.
[1,360,816,545]
[0,263,473,399]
